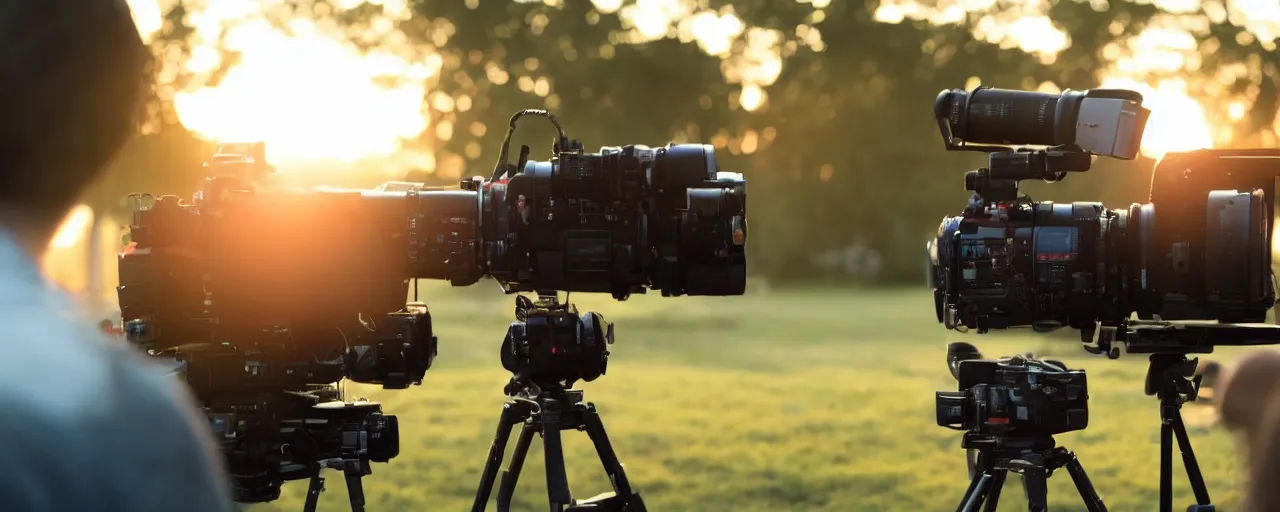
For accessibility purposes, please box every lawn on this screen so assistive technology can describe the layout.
[249,282,1256,511]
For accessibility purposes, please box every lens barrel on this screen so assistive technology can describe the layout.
[937,87,1069,147]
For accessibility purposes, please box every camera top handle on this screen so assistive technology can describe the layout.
[490,109,571,182]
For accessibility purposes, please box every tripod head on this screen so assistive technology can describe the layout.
[961,432,1058,455]
[501,292,614,393]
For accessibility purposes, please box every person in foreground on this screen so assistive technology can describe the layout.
[1202,350,1280,512]
[0,1,235,510]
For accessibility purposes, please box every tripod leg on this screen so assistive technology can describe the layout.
[1171,409,1213,506]
[496,422,537,512]
[982,470,1006,512]
[473,403,525,512]
[1065,456,1109,512]
[344,468,366,512]
[302,473,325,512]
[1021,467,1049,512]
[582,403,635,500]
[957,471,992,512]
[1161,408,1174,512]
[541,398,572,511]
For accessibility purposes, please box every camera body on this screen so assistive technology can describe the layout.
[211,392,399,503]
[1134,150,1277,323]
[410,142,747,300]
[116,143,435,503]
[931,149,1280,335]
[928,85,1280,343]
[118,146,436,390]
[488,143,747,298]
[345,303,436,390]
[936,356,1089,437]
[398,110,747,300]
[501,295,612,387]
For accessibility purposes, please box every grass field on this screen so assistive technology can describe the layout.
[249,282,1258,511]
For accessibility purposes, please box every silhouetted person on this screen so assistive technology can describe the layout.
[0,1,235,510]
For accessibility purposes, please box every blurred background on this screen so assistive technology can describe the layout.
[38,0,1280,510]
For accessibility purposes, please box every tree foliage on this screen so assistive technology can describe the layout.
[89,0,1280,284]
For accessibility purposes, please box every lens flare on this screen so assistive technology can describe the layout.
[48,204,95,250]
[131,1,437,174]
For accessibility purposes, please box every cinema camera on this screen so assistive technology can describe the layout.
[118,142,436,512]
[926,85,1280,512]
[936,343,1104,512]
[936,344,1089,438]
[458,110,744,512]
[120,110,744,511]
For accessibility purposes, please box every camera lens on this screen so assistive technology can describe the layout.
[937,88,1063,147]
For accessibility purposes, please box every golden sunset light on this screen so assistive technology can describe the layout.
[1097,76,1213,159]
[128,0,436,174]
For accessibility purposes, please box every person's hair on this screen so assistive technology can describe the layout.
[0,0,151,218]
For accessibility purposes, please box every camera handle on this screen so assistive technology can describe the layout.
[491,109,571,181]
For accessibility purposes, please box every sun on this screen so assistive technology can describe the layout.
[131,1,438,174]
[1094,77,1213,160]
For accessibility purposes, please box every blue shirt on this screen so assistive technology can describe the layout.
[0,232,236,511]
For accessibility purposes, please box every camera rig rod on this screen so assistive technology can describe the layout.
[957,435,1106,512]
[471,384,645,512]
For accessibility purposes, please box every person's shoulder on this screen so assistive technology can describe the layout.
[0,291,235,510]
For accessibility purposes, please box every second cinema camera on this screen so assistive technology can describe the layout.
[926,85,1280,354]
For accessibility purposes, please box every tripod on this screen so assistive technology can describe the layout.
[1145,353,1215,512]
[301,458,370,512]
[471,382,646,512]
[956,435,1106,512]
[1109,320,1280,511]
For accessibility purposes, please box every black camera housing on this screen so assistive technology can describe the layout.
[936,357,1089,437]
[931,149,1280,337]
[403,110,748,300]
[500,295,611,387]
[345,303,438,390]
[116,144,434,503]
[210,392,398,503]
[929,84,1280,344]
